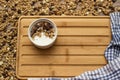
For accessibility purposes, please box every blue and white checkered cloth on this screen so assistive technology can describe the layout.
[105,12,120,62]
[28,12,120,80]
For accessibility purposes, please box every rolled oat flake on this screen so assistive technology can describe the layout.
[0,61,3,65]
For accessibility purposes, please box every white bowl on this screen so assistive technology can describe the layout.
[28,18,57,49]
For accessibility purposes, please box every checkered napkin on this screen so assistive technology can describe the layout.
[105,12,120,62]
[28,12,120,80]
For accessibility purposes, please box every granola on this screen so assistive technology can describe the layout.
[0,0,119,79]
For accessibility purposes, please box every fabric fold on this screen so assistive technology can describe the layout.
[105,12,120,62]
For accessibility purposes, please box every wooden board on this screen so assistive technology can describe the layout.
[16,16,111,79]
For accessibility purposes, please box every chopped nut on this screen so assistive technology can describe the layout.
[31,21,55,39]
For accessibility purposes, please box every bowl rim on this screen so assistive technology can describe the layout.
[28,18,58,47]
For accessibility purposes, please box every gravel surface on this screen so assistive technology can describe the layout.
[0,0,120,80]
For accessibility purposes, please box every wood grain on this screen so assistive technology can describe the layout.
[19,66,104,77]
[17,16,111,80]
[21,46,106,55]
[22,27,109,36]
[21,36,110,46]
[20,18,110,27]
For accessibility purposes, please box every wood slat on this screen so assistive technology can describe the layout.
[20,18,110,27]
[20,56,106,65]
[22,27,109,36]
[21,46,106,55]
[21,36,110,46]
[19,66,104,77]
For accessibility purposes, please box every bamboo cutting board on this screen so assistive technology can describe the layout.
[17,16,111,79]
